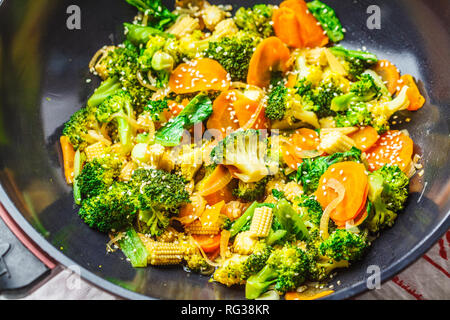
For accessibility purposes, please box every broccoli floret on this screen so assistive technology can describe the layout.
[296,147,362,194]
[138,35,179,88]
[213,254,248,287]
[76,156,122,199]
[131,168,190,236]
[100,41,153,113]
[296,78,343,119]
[308,257,349,281]
[184,253,211,274]
[331,74,381,113]
[205,32,261,82]
[319,229,369,261]
[144,98,170,122]
[233,177,269,202]
[365,164,409,233]
[95,90,135,153]
[332,73,407,133]
[295,194,323,227]
[265,82,321,130]
[350,73,382,101]
[234,4,274,38]
[334,102,373,128]
[124,0,177,31]
[183,240,212,274]
[78,182,138,233]
[369,85,411,133]
[245,243,309,299]
[213,240,273,285]
[210,129,270,183]
[310,81,343,118]
[329,46,378,80]
[62,107,99,151]
[304,229,350,280]
[242,242,273,278]
[265,85,288,121]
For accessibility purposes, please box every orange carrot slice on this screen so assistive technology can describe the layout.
[315,162,369,224]
[207,89,268,136]
[203,184,235,206]
[198,164,233,197]
[247,37,291,88]
[365,130,413,172]
[169,58,230,94]
[272,6,304,48]
[285,290,334,300]
[335,184,369,228]
[192,234,221,253]
[373,60,400,95]
[60,136,76,184]
[349,126,379,152]
[240,96,269,131]
[178,193,207,225]
[283,128,321,170]
[206,90,241,138]
[398,74,425,111]
[285,73,298,88]
[199,200,225,228]
[280,0,329,48]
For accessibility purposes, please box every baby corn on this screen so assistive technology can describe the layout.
[185,219,220,235]
[320,131,356,154]
[249,206,273,238]
[84,142,106,162]
[146,240,184,265]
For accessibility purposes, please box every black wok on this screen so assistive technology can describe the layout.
[0,0,449,300]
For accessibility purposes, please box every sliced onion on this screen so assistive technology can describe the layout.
[106,232,125,253]
[136,70,159,91]
[198,165,233,196]
[320,178,345,240]
[404,160,417,179]
[89,46,115,71]
[87,130,112,146]
[241,97,267,130]
[190,236,221,267]
[324,48,347,76]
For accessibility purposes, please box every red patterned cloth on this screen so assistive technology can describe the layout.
[357,230,450,300]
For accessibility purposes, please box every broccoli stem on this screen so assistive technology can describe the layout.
[124,23,174,46]
[245,264,277,299]
[266,229,287,246]
[229,201,259,237]
[87,77,121,109]
[329,46,378,62]
[118,229,149,268]
[116,117,133,153]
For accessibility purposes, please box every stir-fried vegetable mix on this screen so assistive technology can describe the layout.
[60,0,425,300]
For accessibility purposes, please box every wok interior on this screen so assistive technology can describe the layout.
[0,0,449,299]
